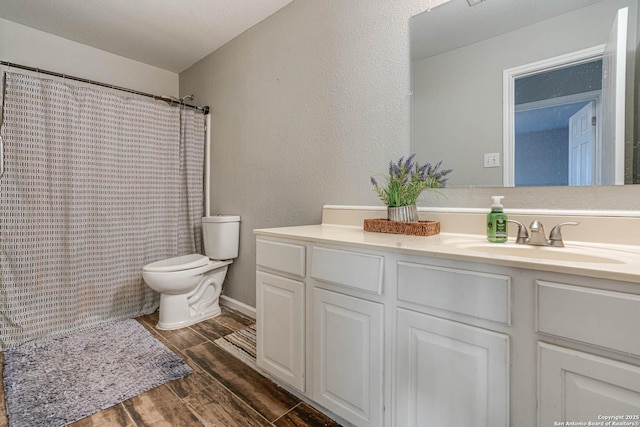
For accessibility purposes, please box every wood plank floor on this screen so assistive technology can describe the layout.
[0,308,341,427]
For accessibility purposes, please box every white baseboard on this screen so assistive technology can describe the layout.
[220,295,256,319]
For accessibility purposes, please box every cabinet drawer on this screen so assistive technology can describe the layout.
[537,281,640,356]
[256,239,305,278]
[311,246,383,294]
[397,261,511,325]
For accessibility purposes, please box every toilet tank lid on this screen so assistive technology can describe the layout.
[144,254,210,272]
[202,215,240,223]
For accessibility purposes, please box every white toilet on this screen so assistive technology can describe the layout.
[142,215,240,330]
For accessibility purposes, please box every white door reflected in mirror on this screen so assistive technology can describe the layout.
[504,7,627,187]
[506,54,603,187]
[568,102,595,186]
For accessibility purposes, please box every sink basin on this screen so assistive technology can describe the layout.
[442,238,626,264]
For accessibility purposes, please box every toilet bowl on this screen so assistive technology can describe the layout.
[142,215,240,330]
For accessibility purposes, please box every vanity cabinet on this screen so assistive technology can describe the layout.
[312,288,384,427]
[255,226,640,427]
[309,245,386,427]
[539,343,640,426]
[536,279,640,425]
[256,238,386,427]
[255,239,306,392]
[395,259,511,427]
[256,271,305,391]
[396,308,509,427]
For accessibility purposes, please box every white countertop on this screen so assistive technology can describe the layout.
[254,224,640,283]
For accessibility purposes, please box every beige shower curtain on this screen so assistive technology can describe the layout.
[0,72,204,350]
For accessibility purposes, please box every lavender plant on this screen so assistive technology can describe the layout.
[370,154,452,207]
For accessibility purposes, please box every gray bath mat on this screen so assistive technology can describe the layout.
[2,319,192,427]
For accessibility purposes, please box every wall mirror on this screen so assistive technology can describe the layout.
[410,0,639,188]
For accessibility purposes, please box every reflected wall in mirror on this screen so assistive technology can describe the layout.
[410,0,639,188]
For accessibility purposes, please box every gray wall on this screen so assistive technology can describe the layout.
[180,0,640,309]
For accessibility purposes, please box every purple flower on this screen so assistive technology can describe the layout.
[404,153,416,171]
[371,153,453,206]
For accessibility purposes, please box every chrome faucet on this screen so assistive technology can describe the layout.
[507,220,579,247]
[528,220,548,246]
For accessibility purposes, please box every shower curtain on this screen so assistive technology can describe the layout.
[0,72,205,350]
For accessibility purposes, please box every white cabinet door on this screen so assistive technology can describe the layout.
[256,271,305,392]
[396,308,509,427]
[312,288,384,427]
[539,342,640,427]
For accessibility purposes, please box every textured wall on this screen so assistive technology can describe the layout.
[180,0,438,306]
[180,0,640,308]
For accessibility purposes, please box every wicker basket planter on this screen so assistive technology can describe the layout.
[363,218,440,237]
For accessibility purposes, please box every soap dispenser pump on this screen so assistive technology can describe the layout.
[487,196,508,243]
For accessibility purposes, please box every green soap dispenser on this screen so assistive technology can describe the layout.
[487,196,508,243]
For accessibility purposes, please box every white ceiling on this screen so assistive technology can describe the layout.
[0,0,295,73]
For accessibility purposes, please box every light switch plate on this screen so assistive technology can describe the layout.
[484,153,500,168]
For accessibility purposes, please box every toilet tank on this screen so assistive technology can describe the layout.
[202,215,240,260]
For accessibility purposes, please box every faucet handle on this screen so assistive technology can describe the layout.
[507,219,529,244]
[548,222,580,247]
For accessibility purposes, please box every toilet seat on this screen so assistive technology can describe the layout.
[143,254,210,272]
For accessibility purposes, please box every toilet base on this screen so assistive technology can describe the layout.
[155,266,227,330]
[157,303,221,330]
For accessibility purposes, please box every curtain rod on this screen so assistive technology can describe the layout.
[0,60,210,114]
